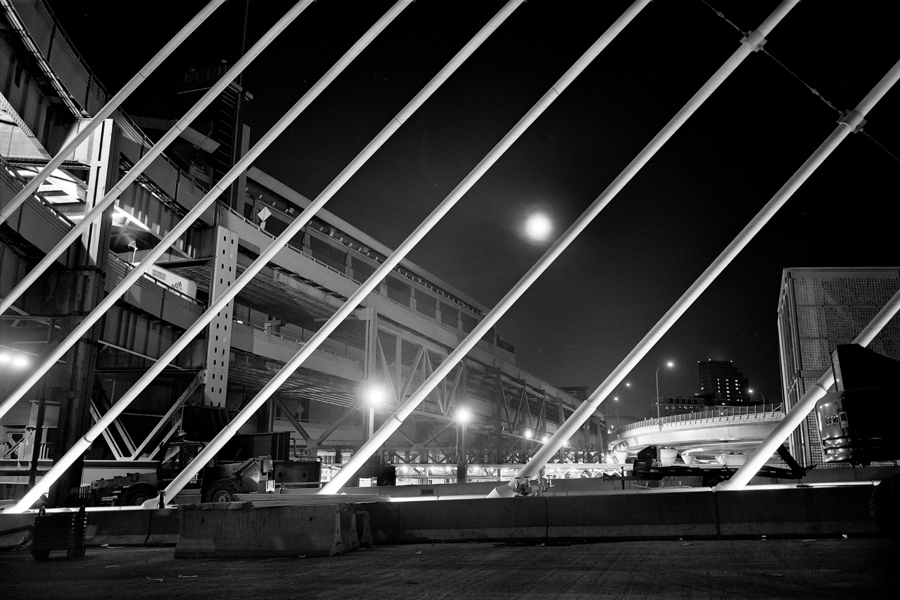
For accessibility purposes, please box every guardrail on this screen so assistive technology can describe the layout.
[621,403,784,433]
[107,254,205,307]
[239,320,364,365]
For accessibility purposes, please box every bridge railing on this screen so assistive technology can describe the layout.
[621,403,784,433]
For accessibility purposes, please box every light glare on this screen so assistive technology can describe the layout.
[364,384,387,405]
[524,213,552,241]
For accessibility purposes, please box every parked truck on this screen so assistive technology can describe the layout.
[90,431,321,505]
[629,444,807,487]
[814,343,900,541]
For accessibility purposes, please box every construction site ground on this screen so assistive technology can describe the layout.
[3,536,895,600]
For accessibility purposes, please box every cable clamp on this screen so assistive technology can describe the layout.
[838,109,865,133]
[741,30,766,52]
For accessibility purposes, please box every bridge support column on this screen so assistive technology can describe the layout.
[202,227,237,407]
[50,120,117,506]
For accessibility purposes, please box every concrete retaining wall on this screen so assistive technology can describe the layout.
[359,485,880,543]
[1,484,882,554]
[358,497,547,544]
[716,486,878,537]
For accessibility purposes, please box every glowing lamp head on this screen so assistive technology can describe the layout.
[523,213,552,242]
[456,406,471,424]
[524,429,533,439]
[363,383,387,405]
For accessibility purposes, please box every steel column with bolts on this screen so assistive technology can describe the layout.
[0,0,227,227]
[509,55,900,498]
[318,0,653,495]
[0,0,314,318]
[2,0,415,514]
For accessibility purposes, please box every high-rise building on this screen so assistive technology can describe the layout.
[777,267,900,467]
[697,360,749,403]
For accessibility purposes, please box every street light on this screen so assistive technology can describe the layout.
[455,406,471,484]
[655,361,674,420]
[613,382,630,432]
[362,382,387,441]
[748,388,766,403]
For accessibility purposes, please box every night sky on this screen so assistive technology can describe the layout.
[46,0,899,421]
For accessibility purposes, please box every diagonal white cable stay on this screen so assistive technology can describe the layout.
[156,0,567,507]
[0,0,227,227]
[0,0,315,317]
[509,57,900,497]
[164,0,654,502]
[1,0,515,513]
[320,0,800,495]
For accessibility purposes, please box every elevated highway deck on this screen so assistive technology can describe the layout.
[611,404,786,462]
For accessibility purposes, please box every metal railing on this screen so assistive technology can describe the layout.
[621,403,784,433]
[239,320,364,365]
[107,254,205,307]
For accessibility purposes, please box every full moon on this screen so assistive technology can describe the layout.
[524,213,552,241]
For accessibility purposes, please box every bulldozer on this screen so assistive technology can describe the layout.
[90,431,320,505]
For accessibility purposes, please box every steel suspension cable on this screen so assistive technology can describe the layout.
[511,56,900,497]
[156,0,548,506]
[321,0,798,496]
[1,0,414,514]
[188,0,654,502]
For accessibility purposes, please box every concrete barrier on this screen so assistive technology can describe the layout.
[355,510,373,547]
[145,508,181,545]
[357,497,548,544]
[175,503,346,558]
[0,513,35,549]
[84,509,152,546]
[547,489,719,540]
[340,508,359,551]
[715,485,879,537]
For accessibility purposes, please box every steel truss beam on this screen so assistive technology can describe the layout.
[129,370,204,459]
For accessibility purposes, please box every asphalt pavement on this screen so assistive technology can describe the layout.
[3,536,896,599]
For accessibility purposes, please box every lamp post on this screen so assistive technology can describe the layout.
[362,382,386,441]
[748,388,766,404]
[456,406,471,484]
[655,362,674,420]
[613,382,629,432]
